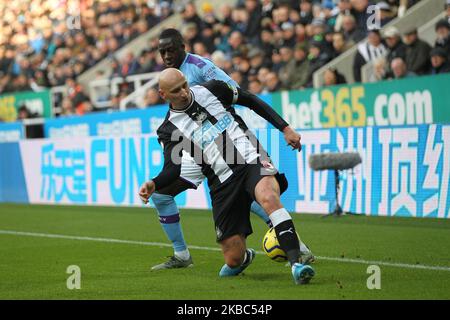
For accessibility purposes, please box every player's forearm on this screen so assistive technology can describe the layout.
[236,89,288,131]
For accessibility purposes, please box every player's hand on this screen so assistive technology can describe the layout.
[139,180,155,204]
[282,126,302,152]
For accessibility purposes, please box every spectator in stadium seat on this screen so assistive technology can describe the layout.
[341,14,366,44]
[201,2,219,26]
[310,18,328,46]
[109,58,122,79]
[181,1,204,31]
[226,31,246,59]
[243,0,263,45]
[353,28,387,82]
[434,19,450,60]
[264,71,282,93]
[219,4,234,26]
[230,69,248,90]
[11,74,31,92]
[200,23,217,54]
[334,0,353,32]
[331,32,353,59]
[299,0,314,26]
[261,0,275,20]
[17,105,36,120]
[307,40,332,85]
[286,43,310,90]
[273,3,291,27]
[144,87,164,107]
[211,50,232,73]
[193,42,211,59]
[390,57,417,79]
[248,48,268,77]
[159,1,173,20]
[278,46,296,89]
[137,49,157,74]
[281,22,297,48]
[350,0,371,34]
[294,23,308,44]
[144,2,161,29]
[33,70,50,88]
[383,26,407,65]
[323,68,347,86]
[446,0,450,24]
[248,79,263,95]
[403,28,431,75]
[257,67,271,88]
[120,52,141,76]
[259,28,275,60]
[270,48,284,73]
[429,47,450,74]
[66,78,90,114]
[60,98,75,117]
[271,26,285,50]
[366,56,388,82]
[182,23,202,49]
[376,2,395,27]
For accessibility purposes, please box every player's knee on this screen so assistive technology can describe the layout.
[258,192,281,213]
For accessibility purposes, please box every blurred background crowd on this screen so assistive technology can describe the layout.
[1,0,449,118]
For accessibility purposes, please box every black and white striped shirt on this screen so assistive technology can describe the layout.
[153,80,288,192]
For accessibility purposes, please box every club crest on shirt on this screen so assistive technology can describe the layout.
[195,111,208,123]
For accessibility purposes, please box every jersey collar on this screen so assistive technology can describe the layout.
[179,52,190,68]
[169,90,195,113]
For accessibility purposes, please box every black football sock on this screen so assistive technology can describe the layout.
[274,220,300,266]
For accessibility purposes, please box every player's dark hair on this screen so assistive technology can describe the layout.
[159,28,184,44]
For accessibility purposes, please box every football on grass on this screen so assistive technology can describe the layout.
[262,227,287,262]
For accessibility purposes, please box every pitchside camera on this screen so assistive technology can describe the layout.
[309,152,362,217]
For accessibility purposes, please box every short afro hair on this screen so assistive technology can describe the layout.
[159,28,184,44]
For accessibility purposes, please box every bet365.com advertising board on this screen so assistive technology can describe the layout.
[271,73,450,128]
[1,124,448,219]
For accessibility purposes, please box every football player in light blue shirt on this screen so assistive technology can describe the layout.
[149,28,313,270]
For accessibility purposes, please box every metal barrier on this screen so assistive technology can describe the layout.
[119,73,160,111]
[89,72,160,109]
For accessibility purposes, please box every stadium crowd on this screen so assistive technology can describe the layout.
[1,0,450,119]
[0,0,173,95]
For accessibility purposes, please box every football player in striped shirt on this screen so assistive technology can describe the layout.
[139,69,315,285]
[150,28,313,270]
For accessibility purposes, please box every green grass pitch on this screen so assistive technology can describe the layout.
[0,203,449,300]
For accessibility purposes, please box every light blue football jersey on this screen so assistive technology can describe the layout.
[179,53,238,87]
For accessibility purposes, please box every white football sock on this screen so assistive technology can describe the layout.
[174,249,190,261]
[300,242,310,253]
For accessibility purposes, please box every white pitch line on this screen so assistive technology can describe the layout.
[1,229,450,272]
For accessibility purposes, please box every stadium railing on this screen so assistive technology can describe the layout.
[118,73,160,111]
[89,72,160,109]
[313,0,445,88]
